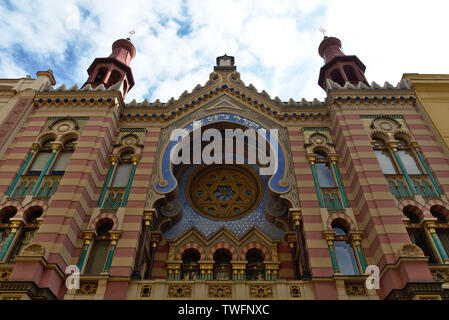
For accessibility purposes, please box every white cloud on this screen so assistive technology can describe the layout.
[1,0,449,104]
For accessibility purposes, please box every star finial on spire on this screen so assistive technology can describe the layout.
[128,29,136,40]
[319,27,327,37]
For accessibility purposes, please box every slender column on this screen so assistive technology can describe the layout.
[103,231,120,272]
[350,232,367,272]
[324,232,339,273]
[131,210,154,279]
[31,143,61,196]
[121,155,140,207]
[286,234,300,280]
[77,231,95,270]
[98,155,118,207]
[389,143,417,195]
[290,209,311,279]
[330,155,349,208]
[0,221,22,261]
[145,233,161,279]
[412,143,443,195]
[425,222,449,263]
[308,155,325,207]
[7,144,39,195]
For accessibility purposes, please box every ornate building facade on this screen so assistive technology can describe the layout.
[0,35,448,300]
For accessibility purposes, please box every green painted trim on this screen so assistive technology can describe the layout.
[302,127,330,132]
[355,244,367,272]
[310,164,325,207]
[119,128,147,132]
[416,151,443,195]
[31,151,56,196]
[7,151,34,195]
[0,231,16,260]
[393,151,417,195]
[359,115,403,119]
[328,244,339,272]
[103,244,116,272]
[98,164,115,207]
[332,163,349,208]
[431,232,449,262]
[77,244,89,270]
[121,164,137,207]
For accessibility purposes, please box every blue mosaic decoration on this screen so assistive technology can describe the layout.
[162,164,285,240]
[156,112,289,195]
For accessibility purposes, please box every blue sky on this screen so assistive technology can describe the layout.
[1,0,449,103]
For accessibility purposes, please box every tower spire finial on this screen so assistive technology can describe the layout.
[128,29,136,40]
[319,27,327,38]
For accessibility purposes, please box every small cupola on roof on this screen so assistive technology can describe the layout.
[215,54,236,71]
[82,37,136,98]
[318,36,368,90]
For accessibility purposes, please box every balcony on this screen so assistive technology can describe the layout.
[386,174,439,200]
[36,176,61,198]
[385,175,412,199]
[102,187,125,210]
[10,175,38,199]
[410,174,438,199]
[321,187,343,210]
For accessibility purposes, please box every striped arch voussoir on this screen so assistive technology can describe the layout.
[424,199,449,218]
[0,200,22,212]
[17,200,48,219]
[398,199,425,219]
[175,242,206,261]
[241,242,270,260]
[89,213,118,231]
[208,242,238,260]
[327,213,356,231]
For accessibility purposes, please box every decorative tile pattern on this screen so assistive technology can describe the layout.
[289,285,302,298]
[208,285,232,298]
[76,281,98,295]
[248,285,273,298]
[163,164,284,239]
[168,284,192,298]
[344,281,367,296]
[140,284,152,298]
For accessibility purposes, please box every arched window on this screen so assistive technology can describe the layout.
[95,67,108,83]
[330,69,345,86]
[396,138,422,175]
[332,223,359,275]
[27,139,54,176]
[403,207,437,263]
[315,151,336,188]
[431,206,449,258]
[84,219,113,275]
[110,152,133,188]
[213,249,232,280]
[373,138,397,174]
[7,206,43,263]
[245,248,265,280]
[181,249,200,280]
[51,139,75,175]
[343,65,358,83]
[107,70,122,87]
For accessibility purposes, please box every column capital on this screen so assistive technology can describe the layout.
[328,154,339,163]
[150,232,162,246]
[349,231,363,245]
[109,231,121,244]
[288,208,302,226]
[143,209,155,226]
[50,142,63,152]
[423,220,437,233]
[285,233,297,248]
[31,143,40,152]
[9,220,23,232]
[131,155,141,165]
[306,154,316,164]
[409,141,420,152]
[108,155,119,165]
[323,231,336,244]
[82,231,95,244]
[387,141,398,151]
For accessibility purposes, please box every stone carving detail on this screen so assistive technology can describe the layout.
[140,284,152,298]
[168,284,192,298]
[397,243,425,258]
[345,281,367,296]
[208,285,232,298]
[76,281,98,295]
[0,268,12,281]
[431,269,449,282]
[19,243,45,257]
[248,285,273,298]
[289,285,302,298]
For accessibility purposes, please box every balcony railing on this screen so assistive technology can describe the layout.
[10,175,37,199]
[102,187,125,210]
[36,175,61,198]
[385,175,412,199]
[386,174,438,199]
[321,187,343,210]
[410,174,438,198]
